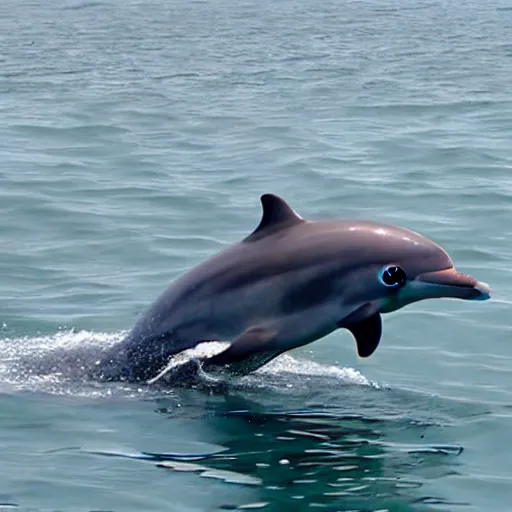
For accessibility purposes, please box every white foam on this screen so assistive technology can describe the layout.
[0,328,126,359]
[147,341,232,384]
[257,353,372,386]
[0,329,133,397]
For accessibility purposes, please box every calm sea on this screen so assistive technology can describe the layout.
[1,0,511,510]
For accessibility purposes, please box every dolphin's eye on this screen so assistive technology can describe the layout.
[379,265,406,288]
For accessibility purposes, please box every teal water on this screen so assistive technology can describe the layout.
[1,0,511,510]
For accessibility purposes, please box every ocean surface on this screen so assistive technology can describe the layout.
[1,0,512,510]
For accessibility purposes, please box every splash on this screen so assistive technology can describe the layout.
[0,328,131,397]
[0,328,376,397]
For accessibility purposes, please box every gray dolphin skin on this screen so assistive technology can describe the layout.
[96,193,491,383]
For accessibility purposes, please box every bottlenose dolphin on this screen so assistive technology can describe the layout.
[96,193,491,383]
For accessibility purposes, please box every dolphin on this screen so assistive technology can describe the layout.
[95,193,491,383]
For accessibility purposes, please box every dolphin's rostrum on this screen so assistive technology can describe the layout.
[97,193,491,383]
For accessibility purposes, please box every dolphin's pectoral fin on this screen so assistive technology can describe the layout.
[337,304,382,358]
[344,312,382,358]
[202,325,280,376]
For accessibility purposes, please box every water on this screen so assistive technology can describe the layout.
[1,0,511,510]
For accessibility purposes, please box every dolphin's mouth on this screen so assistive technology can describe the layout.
[414,268,491,301]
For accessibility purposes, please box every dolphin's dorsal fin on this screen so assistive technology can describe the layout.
[244,194,305,242]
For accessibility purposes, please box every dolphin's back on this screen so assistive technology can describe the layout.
[166,218,446,299]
